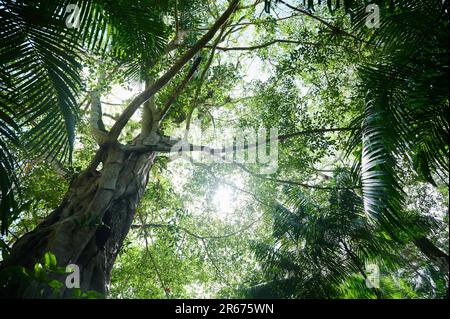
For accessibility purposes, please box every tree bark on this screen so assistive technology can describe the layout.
[0,0,241,299]
[0,143,155,298]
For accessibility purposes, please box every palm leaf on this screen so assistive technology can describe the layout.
[0,0,173,234]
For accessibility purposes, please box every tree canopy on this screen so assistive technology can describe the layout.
[0,0,448,299]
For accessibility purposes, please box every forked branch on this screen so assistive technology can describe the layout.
[108,0,241,141]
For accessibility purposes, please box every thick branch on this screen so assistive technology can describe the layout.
[108,0,240,141]
[141,77,159,138]
[214,39,317,51]
[90,70,108,145]
[185,25,228,134]
[124,127,356,154]
[158,57,202,124]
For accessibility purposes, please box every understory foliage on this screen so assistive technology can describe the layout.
[0,0,448,298]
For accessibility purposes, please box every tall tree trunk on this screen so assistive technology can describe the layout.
[0,143,155,298]
[0,0,239,298]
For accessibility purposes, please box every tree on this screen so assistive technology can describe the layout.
[0,0,448,299]
[246,171,447,298]
[244,0,449,299]
[0,0,242,297]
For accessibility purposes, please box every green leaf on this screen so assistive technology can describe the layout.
[44,252,58,269]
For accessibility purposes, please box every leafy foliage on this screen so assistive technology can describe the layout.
[348,0,449,228]
[0,0,448,299]
[0,0,173,234]
[247,170,443,298]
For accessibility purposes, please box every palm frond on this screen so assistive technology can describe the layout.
[347,0,449,228]
[0,92,20,235]
[0,0,173,234]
